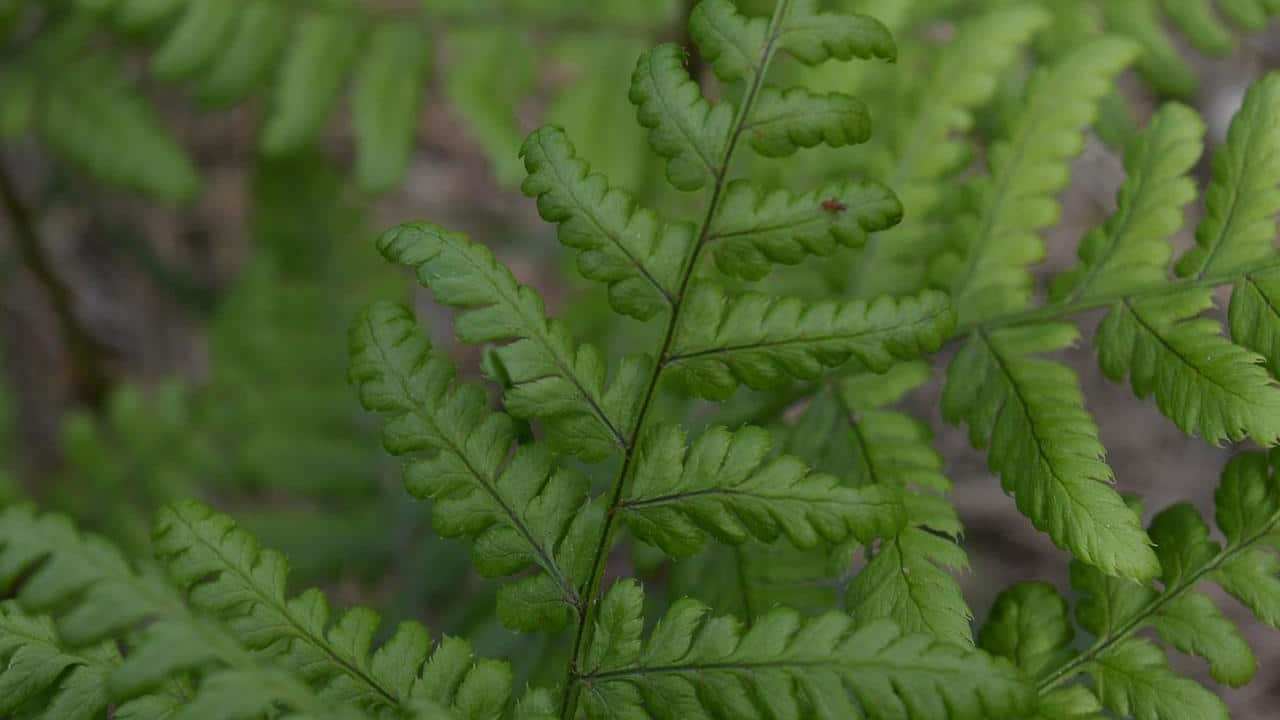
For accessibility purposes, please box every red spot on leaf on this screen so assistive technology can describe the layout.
[821,198,847,214]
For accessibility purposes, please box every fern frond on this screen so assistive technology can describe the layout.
[196,1,289,105]
[1177,73,1280,279]
[943,324,1158,580]
[848,3,1049,300]
[520,126,691,320]
[744,86,869,158]
[669,286,953,400]
[777,0,897,65]
[689,0,767,83]
[945,36,1139,324]
[1050,103,1206,303]
[708,179,902,280]
[983,450,1280,719]
[353,23,431,194]
[1091,639,1229,720]
[580,581,1032,720]
[0,604,117,720]
[629,43,733,191]
[151,500,522,716]
[810,365,974,648]
[1229,266,1280,373]
[259,8,359,155]
[350,302,598,631]
[1096,288,1280,444]
[377,222,644,461]
[620,424,904,557]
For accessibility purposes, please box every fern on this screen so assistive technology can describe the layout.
[13,1,1280,719]
[981,451,1280,720]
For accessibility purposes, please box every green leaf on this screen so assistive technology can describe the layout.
[353,22,430,194]
[582,587,1032,720]
[261,9,359,154]
[1096,288,1280,445]
[197,1,289,106]
[629,43,733,191]
[377,222,644,461]
[689,0,766,82]
[1229,266,1280,374]
[1214,451,1280,545]
[670,286,953,400]
[444,28,536,185]
[1214,547,1280,628]
[708,179,902,280]
[847,3,1050,300]
[778,0,897,66]
[849,528,972,648]
[150,0,238,79]
[0,506,169,647]
[1152,592,1256,686]
[349,303,597,630]
[1033,686,1105,720]
[1051,103,1205,303]
[1090,638,1228,720]
[946,37,1139,324]
[1177,73,1280,279]
[979,582,1074,679]
[1101,0,1198,98]
[40,59,199,201]
[744,87,869,158]
[943,324,1159,580]
[1159,0,1234,55]
[1070,560,1156,637]
[0,604,116,719]
[1148,503,1219,586]
[152,501,517,711]
[520,126,691,319]
[621,424,904,557]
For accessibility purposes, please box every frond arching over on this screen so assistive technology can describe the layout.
[349,302,599,631]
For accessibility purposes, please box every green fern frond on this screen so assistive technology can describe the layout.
[983,450,1280,720]
[621,424,904,557]
[349,302,598,631]
[944,36,1139,324]
[943,324,1158,580]
[669,286,953,400]
[1097,288,1280,444]
[848,3,1050,300]
[0,604,117,720]
[377,222,645,462]
[158,497,514,707]
[709,179,902,280]
[1229,266,1280,373]
[689,0,767,83]
[630,43,733,191]
[744,87,870,158]
[580,580,1032,720]
[259,8,360,155]
[353,23,431,193]
[1051,103,1206,303]
[520,126,691,320]
[777,0,897,66]
[1177,73,1280,279]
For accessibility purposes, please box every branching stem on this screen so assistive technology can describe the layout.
[557,2,793,716]
[1036,506,1280,693]
[0,155,111,409]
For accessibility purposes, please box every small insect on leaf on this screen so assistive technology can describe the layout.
[821,197,848,214]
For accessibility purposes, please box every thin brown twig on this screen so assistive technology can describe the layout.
[0,155,112,409]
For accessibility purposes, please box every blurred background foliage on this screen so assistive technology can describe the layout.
[5,0,1280,707]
